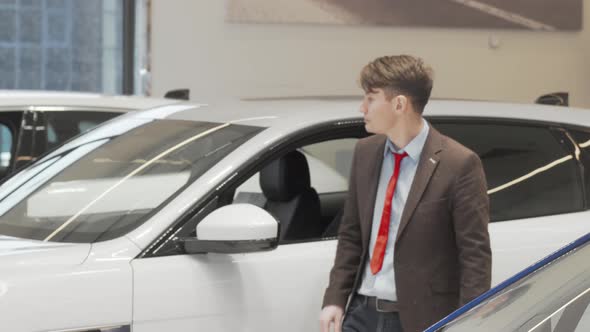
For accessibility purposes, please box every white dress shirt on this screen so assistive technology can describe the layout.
[358,119,430,301]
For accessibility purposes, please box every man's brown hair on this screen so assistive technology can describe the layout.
[360,55,433,114]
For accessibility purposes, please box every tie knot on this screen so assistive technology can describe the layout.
[392,151,408,163]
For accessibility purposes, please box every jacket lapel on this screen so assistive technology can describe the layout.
[361,136,386,249]
[396,128,443,243]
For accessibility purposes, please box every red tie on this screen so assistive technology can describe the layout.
[370,151,408,275]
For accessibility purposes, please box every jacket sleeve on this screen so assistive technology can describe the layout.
[322,142,364,309]
[452,152,492,306]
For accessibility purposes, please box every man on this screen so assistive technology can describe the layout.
[319,55,491,332]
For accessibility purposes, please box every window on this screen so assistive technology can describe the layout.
[0,0,124,93]
[0,123,13,177]
[232,138,358,243]
[44,111,119,151]
[302,138,357,179]
[143,124,367,257]
[433,121,583,221]
[0,119,263,243]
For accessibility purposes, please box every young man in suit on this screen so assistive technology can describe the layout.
[319,55,491,332]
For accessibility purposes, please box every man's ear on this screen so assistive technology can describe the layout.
[396,95,408,112]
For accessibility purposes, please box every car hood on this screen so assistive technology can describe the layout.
[0,235,91,268]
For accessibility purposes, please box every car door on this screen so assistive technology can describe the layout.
[131,123,366,332]
[432,118,590,285]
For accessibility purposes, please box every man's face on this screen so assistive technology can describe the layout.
[360,88,397,135]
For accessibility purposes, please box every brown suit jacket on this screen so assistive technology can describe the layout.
[323,126,492,332]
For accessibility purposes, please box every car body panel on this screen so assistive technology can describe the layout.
[162,98,590,129]
[0,237,136,332]
[129,212,590,331]
[0,235,90,265]
[132,240,337,332]
[425,232,590,332]
[487,210,590,284]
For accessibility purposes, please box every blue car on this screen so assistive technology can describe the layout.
[426,232,590,332]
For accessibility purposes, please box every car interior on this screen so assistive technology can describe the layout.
[230,137,362,243]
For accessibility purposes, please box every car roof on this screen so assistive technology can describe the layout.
[140,96,590,130]
[0,90,182,112]
[4,92,589,129]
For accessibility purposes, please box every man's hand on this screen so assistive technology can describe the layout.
[319,305,344,332]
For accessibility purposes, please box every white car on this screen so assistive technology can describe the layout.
[0,97,589,332]
[425,232,590,332]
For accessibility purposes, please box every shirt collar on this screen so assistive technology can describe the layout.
[384,119,430,162]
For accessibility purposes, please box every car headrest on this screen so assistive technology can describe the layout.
[260,150,311,202]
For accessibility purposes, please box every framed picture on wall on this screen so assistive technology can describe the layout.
[226,0,583,31]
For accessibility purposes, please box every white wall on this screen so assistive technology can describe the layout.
[151,0,590,108]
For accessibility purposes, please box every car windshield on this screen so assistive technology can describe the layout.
[439,240,590,332]
[0,118,263,243]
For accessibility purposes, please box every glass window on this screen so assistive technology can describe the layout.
[433,121,583,221]
[0,0,124,93]
[302,138,357,179]
[233,138,357,242]
[235,138,356,197]
[0,7,16,44]
[439,241,590,332]
[0,47,15,89]
[0,123,13,175]
[0,119,263,243]
[44,111,120,151]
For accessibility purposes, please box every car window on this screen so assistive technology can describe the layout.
[234,138,355,195]
[302,138,357,179]
[433,121,583,222]
[0,119,263,243]
[232,138,357,243]
[45,111,120,151]
[439,241,590,332]
[234,150,349,195]
[0,124,13,177]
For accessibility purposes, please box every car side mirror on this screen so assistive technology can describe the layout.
[182,204,279,254]
[164,89,190,100]
[535,92,569,106]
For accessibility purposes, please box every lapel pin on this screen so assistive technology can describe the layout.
[429,158,437,164]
